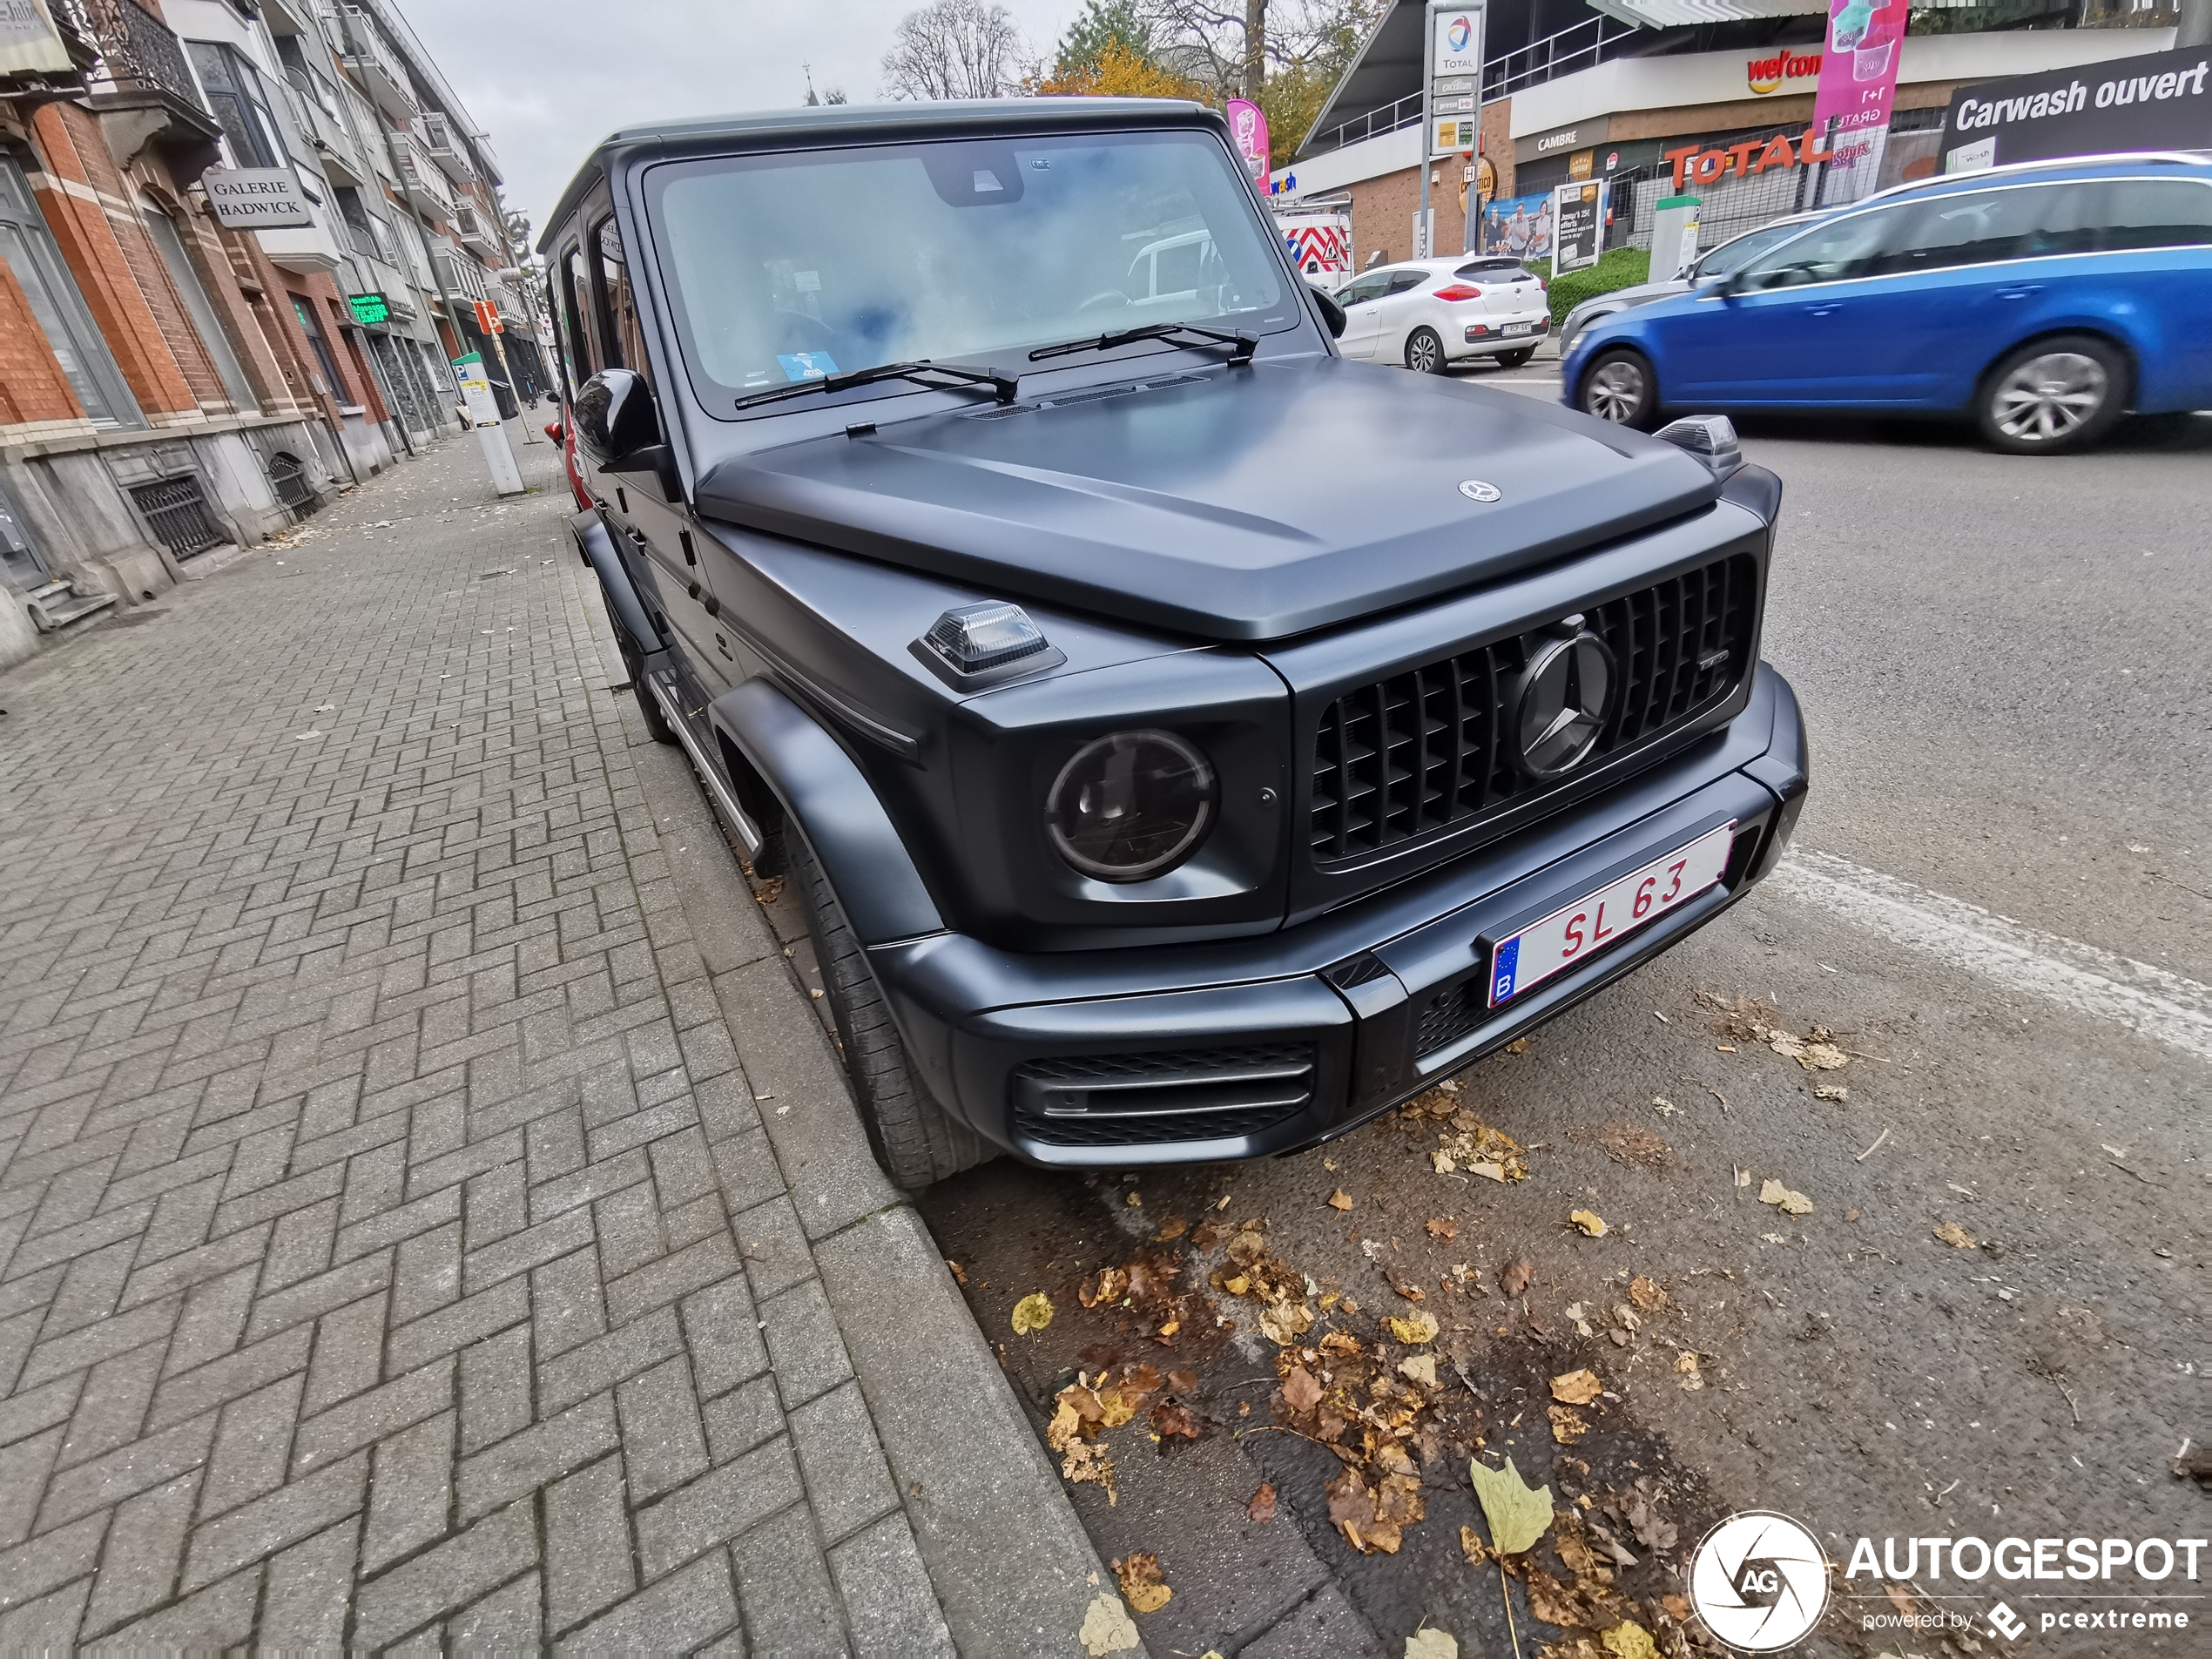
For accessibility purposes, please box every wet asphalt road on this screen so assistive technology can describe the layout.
[915,379,2211,1659]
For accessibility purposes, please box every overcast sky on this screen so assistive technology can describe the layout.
[393,0,1089,242]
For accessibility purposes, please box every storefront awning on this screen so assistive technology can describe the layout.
[1586,0,1824,25]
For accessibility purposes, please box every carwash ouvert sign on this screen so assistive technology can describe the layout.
[1941,44,2212,172]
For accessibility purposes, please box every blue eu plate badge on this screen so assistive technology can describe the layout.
[1490,938,1521,1005]
[777,351,837,381]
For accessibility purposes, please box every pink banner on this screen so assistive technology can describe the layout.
[1813,0,1907,134]
[1227,98,1271,195]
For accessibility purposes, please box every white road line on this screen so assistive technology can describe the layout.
[1770,848,2212,1063]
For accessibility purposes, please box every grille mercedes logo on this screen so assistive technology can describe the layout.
[1458,479,1502,502]
[1513,627,1616,779]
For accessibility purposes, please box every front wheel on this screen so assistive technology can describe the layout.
[1977,335,2127,455]
[1405,327,1447,374]
[792,833,995,1190]
[1579,348,1659,430]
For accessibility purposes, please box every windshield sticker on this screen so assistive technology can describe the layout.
[973,169,1002,192]
[794,271,820,292]
[777,351,837,381]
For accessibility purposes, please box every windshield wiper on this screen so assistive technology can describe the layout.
[1027,322,1258,366]
[732,359,1019,412]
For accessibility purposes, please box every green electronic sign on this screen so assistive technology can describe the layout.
[347,291,391,326]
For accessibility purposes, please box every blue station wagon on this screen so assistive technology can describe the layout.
[1562,155,2212,453]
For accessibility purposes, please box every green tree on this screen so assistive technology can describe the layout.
[1055,1,1157,75]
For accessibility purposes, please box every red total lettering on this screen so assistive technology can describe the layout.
[1799,125,1835,165]
[1663,144,1702,192]
[1692,149,1729,185]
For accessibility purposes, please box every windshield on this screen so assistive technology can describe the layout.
[644,130,1292,415]
[1696,220,1810,278]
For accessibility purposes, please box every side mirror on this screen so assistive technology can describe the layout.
[1308,282,1346,340]
[573,368,660,467]
[543,421,564,443]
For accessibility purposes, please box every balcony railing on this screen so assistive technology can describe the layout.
[341,5,416,119]
[453,204,500,259]
[417,112,475,180]
[68,0,219,136]
[1298,12,1643,158]
[390,129,455,219]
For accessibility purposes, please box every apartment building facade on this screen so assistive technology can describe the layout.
[0,0,544,667]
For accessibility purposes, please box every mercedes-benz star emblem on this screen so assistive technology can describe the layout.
[1458,479,1502,502]
[1512,627,1615,779]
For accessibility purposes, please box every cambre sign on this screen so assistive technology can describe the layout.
[202,167,314,230]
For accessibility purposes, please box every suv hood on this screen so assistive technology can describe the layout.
[692,354,1718,643]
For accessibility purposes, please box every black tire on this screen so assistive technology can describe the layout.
[1494,347,1535,369]
[1579,347,1659,430]
[791,833,995,1190]
[1404,327,1447,374]
[1976,334,2128,455]
[610,612,678,745]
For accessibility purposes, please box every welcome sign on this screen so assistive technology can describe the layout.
[1942,45,2212,171]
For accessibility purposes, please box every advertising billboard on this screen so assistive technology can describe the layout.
[1552,181,1607,275]
[1226,98,1271,194]
[1942,46,2212,172]
[1480,191,1554,263]
[1811,0,1906,203]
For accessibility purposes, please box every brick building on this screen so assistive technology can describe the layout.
[0,0,546,668]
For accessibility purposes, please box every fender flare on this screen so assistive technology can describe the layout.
[568,509,659,650]
[707,678,944,946]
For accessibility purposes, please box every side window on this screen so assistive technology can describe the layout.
[1386,270,1427,295]
[1893,185,2094,274]
[593,215,650,381]
[1735,207,1907,290]
[1338,271,1393,304]
[558,239,597,387]
[2097,179,2212,252]
[185,43,283,171]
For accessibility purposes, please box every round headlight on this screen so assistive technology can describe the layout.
[1046,731,1216,882]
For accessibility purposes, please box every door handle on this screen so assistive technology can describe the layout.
[1994,285,2042,300]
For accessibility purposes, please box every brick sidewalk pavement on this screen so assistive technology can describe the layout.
[0,430,1111,1652]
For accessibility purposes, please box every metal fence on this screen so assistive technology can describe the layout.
[128,475,225,557]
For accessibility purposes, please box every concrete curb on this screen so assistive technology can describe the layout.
[627,718,1142,1656]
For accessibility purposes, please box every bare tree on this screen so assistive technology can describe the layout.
[881,0,1028,99]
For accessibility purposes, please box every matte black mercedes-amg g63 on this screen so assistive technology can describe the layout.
[540,98,1808,1190]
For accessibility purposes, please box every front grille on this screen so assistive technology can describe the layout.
[1309,554,1757,865]
[1012,1043,1314,1147]
[1416,981,1485,1058]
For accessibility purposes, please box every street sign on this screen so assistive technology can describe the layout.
[347,291,390,326]
[1428,4,1487,158]
[201,167,314,229]
[472,299,503,335]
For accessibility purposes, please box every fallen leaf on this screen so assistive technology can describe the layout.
[1406,1630,1459,1659]
[1675,1352,1703,1392]
[1799,1041,1849,1071]
[1548,1405,1588,1444]
[1758,1179,1814,1217]
[1155,1215,1189,1240]
[1150,1400,1200,1440]
[1110,1551,1171,1614]
[1395,1284,1426,1302]
[1125,1191,1142,1206]
[1080,1593,1140,1655]
[1569,1210,1608,1238]
[1623,1493,1676,1554]
[1283,1365,1325,1413]
[1661,1594,1692,1622]
[1501,1258,1534,1297]
[1426,1217,1459,1242]
[1735,1168,1752,1188]
[1460,1524,1490,1566]
[1258,1298,1315,1345]
[945,1260,967,1285]
[1011,1293,1055,1335]
[1934,1221,1977,1250]
[1387,1312,1440,1345]
[1603,1622,1660,1659]
[1327,1188,1354,1211]
[1060,1436,1117,1501]
[1628,1276,1669,1311]
[1551,1369,1603,1405]
[1326,1467,1402,1554]
[1399,1353,1438,1386]
[1166,1366,1198,1393]
[1813,1083,1849,1102]
[1467,1160,1506,1182]
[1505,1037,1530,1054]
[1432,1150,1457,1174]
[1467,1456,1554,1554]
[1080,1268,1130,1309]
[1247,1482,1278,1522]
[1760,1232,1790,1246]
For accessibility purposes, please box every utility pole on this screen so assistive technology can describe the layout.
[1244,0,1266,101]
[1418,2,1437,259]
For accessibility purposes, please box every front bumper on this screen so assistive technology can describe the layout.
[873,665,1809,1169]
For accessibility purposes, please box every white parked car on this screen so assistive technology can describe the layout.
[1332,256,1550,373]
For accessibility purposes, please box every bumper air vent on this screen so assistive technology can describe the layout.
[1012,1043,1315,1147]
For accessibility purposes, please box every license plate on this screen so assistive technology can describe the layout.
[1487,822,1736,1008]
[1501,322,1533,337]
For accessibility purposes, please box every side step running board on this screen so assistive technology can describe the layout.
[647,666,764,859]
